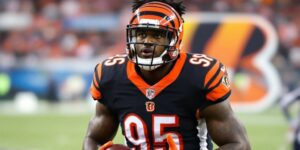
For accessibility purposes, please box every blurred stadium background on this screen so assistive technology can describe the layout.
[0,0,299,149]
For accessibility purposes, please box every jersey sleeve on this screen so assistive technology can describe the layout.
[90,63,103,100]
[203,60,231,102]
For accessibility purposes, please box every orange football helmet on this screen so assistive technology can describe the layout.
[126,1,184,70]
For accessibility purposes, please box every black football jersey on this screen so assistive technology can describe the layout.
[90,52,231,150]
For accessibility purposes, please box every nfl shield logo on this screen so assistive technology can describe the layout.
[146,88,155,100]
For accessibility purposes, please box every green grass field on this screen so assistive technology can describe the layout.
[0,104,289,150]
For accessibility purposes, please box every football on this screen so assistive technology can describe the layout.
[106,144,131,150]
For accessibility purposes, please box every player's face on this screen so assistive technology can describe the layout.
[135,28,170,59]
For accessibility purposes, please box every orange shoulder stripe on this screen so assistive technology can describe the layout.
[206,83,231,101]
[90,63,103,100]
[204,61,220,87]
[93,73,99,88]
[208,70,225,89]
[90,83,102,100]
[96,63,102,83]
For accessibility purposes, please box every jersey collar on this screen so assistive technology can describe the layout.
[127,52,187,100]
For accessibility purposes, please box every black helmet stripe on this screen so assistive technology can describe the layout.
[130,11,175,28]
[149,2,182,23]
[141,5,181,26]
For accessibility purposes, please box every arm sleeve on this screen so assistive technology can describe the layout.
[90,63,103,100]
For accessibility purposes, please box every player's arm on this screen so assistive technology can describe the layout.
[199,58,250,149]
[83,102,119,150]
[202,100,250,150]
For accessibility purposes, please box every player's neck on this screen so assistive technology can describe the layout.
[136,62,175,86]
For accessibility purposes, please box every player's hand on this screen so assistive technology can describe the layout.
[98,141,113,150]
[167,134,178,150]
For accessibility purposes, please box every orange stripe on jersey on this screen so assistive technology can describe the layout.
[206,83,231,102]
[90,83,102,100]
[93,73,99,88]
[127,53,187,99]
[204,61,220,87]
[127,62,149,93]
[96,63,102,82]
[90,63,102,100]
[208,69,225,89]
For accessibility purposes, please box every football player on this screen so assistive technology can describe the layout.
[280,86,300,150]
[83,0,251,150]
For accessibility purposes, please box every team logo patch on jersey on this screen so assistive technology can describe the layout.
[222,75,230,88]
[146,88,155,100]
[145,101,155,112]
[222,68,230,88]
